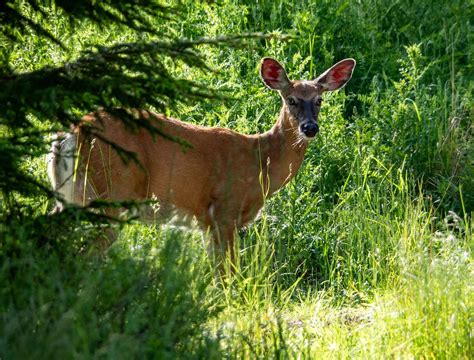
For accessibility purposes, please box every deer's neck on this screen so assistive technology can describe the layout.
[257,106,308,194]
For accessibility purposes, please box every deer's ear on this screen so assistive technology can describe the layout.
[260,58,291,90]
[314,58,356,92]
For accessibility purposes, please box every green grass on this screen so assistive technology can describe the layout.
[1,0,473,358]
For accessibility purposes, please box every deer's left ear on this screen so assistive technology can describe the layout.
[314,58,356,91]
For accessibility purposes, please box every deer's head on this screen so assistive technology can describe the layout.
[260,57,356,140]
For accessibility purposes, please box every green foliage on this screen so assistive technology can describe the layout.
[0,228,220,359]
[1,0,473,358]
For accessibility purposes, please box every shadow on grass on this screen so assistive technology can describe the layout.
[0,226,221,359]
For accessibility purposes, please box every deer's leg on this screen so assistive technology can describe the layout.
[206,202,237,270]
[210,224,235,262]
[82,207,120,254]
[205,224,235,276]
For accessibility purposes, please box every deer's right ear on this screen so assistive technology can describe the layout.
[260,58,291,90]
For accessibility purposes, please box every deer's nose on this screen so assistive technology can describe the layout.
[300,122,319,138]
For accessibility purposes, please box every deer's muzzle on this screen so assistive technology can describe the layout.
[300,122,319,138]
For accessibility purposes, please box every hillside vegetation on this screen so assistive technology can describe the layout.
[1,0,472,358]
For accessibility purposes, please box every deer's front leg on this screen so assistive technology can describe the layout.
[205,201,237,270]
[210,224,235,262]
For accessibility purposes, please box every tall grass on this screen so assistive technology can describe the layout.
[1,0,472,358]
[210,189,472,358]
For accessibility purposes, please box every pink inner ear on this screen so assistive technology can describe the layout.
[262,59,282,82]
[332,68,345,82]
[331,62,353,83]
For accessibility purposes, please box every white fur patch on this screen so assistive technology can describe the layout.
[47,133,77,206]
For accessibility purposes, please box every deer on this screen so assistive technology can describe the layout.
[48,57,356,263]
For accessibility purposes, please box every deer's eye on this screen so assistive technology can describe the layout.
[287,97,297,106]
[315,98,323,106]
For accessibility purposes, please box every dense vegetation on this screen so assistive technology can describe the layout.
[1,0,472,358]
